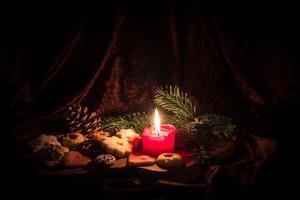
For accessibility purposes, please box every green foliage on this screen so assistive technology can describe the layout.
[154,85,200,132]
[198,114,237,140]
[154,86,236,140]
[154,85,197,119]
[163,114,199,132]
[99,85,237,140]
[100,112,150,134]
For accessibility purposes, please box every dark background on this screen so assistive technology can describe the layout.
[1,0,298,199]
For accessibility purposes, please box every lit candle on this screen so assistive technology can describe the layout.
[142,109,177,157]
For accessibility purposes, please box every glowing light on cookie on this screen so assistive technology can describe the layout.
[154,108,161,136]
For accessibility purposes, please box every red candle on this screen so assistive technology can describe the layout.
[142,109,177,157]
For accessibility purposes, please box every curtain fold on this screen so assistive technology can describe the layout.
[2,0,298,138]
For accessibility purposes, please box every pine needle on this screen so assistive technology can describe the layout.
[154,85,197,119]
[100,112,150,134]
[198,113,237,140]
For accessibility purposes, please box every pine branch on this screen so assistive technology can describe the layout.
[198,114,237,140]
[100,86,237,141]
[100,112,150,134]
[154,85,197,119]
[163,115,199,132]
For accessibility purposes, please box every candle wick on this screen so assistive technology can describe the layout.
[157,130,160,137]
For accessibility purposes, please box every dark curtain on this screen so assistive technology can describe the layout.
[1,0,298,199]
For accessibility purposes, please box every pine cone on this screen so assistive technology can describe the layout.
[65,104,101,135]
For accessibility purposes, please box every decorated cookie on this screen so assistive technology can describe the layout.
[29,134,61,153]
[102,136,132,158]
[62,132,85,148]
[116,129,141,142]
[94,154,116,167]
[128,153,156,166]
[115,129,141,150]
[64,151,92,167]
[90,131,110,141]
[74,140,106,158]
[34,144,67,167]
[156,153,183,168]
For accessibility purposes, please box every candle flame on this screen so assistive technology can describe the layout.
[154,108,160,136]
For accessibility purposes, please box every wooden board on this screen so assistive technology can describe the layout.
[36,140,235,184]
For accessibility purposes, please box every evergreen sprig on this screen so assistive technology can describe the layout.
[100,112,150,134]
[163,115,200,132]
[198,114,237,140]
[154,85,197,119]
[154,85,202,132]
[99,85,236,140]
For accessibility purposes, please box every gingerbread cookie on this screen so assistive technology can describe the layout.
[62,132,85,148]
[29,134,61,153]
[64,151,92,167]
[156,153,183,168]
[128,153,156,166]
[74,140,105,158]
[115,129,141,151]
[102,136,132,158]
[90,131,110,141]
[34,144,67,167]
[116,129,141,142]
[94,154,116,167]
